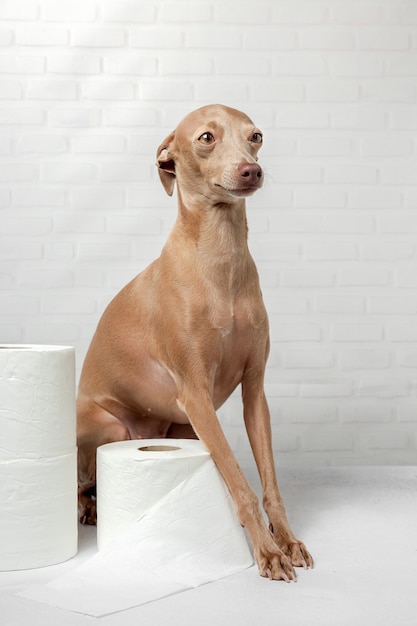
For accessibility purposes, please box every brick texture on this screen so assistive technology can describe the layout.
[1,0,416,466]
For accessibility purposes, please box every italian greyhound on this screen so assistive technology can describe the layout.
[77,104,313,581]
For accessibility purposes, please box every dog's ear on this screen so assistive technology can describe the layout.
[156,131,176,196]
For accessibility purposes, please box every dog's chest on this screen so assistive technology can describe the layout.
[208,299,268,405]
[212,294,267,344]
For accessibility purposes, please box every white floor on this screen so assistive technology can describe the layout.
[1,466,416,626]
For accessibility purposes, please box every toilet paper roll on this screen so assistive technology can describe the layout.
[0,344,78,571]
[0,450,78,571]
[97,439,215,549]
[20,439,254,616]
[0,345,76,460]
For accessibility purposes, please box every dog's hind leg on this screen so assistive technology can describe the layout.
[77,398,130,525]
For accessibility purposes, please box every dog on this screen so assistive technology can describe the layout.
[77,104,313,581]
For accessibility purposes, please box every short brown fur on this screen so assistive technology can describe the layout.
[77,104,313,581]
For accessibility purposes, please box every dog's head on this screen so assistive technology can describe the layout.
[156,104,263,202]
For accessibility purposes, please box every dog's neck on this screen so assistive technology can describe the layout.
[162,193,254,292]
[180,193,248,252]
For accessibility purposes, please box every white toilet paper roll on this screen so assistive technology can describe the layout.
[97,439,214,549]
[0,344,78,571]
[0,450,78,571]
[0,345,76,460]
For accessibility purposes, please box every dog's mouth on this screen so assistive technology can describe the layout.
[231,185,261,196]
[215,182,263,197]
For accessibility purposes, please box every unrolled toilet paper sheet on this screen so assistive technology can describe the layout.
[20,440,254,616]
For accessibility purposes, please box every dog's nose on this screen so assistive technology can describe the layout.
[238,162,263,185]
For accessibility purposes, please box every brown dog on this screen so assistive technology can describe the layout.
[77,104,313,581]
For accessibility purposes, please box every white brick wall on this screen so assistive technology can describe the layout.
[1,0,416,466]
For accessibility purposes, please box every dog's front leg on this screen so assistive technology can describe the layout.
[178,386,297,581]
[242,379,313,571]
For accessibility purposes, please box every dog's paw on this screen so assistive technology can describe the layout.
[255,539,297,582]
[269,523,313,570]
[79,499,97,525]
[258,552,296,582]
[287,540,314,570]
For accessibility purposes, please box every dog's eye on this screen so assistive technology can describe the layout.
[251,132,263,144]
[198,132,215,144]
